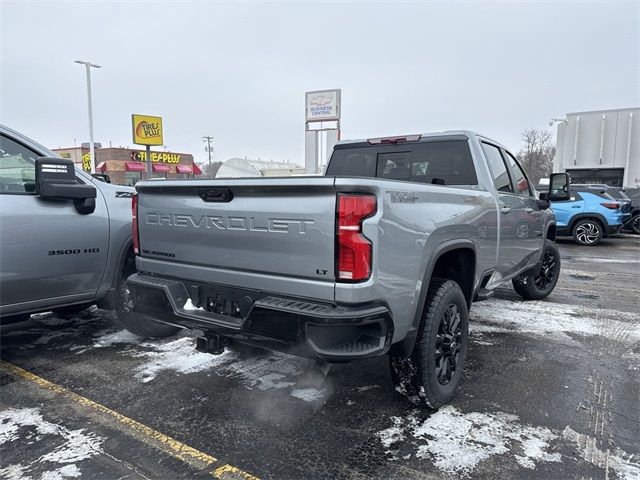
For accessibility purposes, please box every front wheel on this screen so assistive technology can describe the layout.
[512,239,561,300]
[389,278,469,409]
[573,219,603,246]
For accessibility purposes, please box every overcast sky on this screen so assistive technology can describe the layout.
[1,0,638,165]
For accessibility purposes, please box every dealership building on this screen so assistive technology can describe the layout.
[553,107,639,187]
[52,146,202,186]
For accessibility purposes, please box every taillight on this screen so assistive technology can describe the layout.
[600,202,620,209]
[132,194,140,255]
[336,194,377,281]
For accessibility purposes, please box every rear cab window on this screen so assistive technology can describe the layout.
[326,138,478,187]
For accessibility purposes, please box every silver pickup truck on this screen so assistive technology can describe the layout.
[120,131,569,408]
[0,124,135,323]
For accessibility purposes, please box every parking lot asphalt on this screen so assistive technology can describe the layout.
[1,236,639,480]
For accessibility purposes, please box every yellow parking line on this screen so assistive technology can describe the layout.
[0,360,259,480]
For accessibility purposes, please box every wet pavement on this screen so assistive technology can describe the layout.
[1,235,638,479]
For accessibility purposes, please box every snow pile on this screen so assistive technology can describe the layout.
[377,406,560,475]
[0,407,103,480]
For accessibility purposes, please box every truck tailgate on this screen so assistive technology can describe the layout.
[136,178,337,285]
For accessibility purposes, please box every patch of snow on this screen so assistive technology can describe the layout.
[563,426,640,480]
[470,298,639,344]
[0,464,29,480]
[471,338,494,346]
[0,407,103,480]
[377,406,560,476]
[130,337,227,382]
[91,329,141,348]
[570,257,640,264]
[183,298,205,311]
[356,385,380,392]
[41,464,82,480]
[376,416,406,449]
[346,400,355,406]
[290,388,324,402]
[129,337,311,391]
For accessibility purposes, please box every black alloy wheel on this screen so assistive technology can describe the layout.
[512,239,561,300]
[533,249,557,290]
[435,304,462,385]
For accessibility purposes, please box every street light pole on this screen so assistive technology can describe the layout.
[202,136,214,178]
[75,60,101,174]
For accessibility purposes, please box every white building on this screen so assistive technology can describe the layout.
[553,107,639,187]
[216,158,305,178]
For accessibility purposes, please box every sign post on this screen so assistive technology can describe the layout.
[131,114,164,178]
[304,89,341,174]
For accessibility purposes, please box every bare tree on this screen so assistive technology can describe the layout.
[517,129,556,185]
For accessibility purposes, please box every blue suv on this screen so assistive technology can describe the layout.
[549,187,624,245]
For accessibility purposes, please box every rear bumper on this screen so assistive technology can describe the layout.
[125,273,393,362]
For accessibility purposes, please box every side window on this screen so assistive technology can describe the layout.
[481,142,512,193]
[0,134,39,194]
[503,150,532,196]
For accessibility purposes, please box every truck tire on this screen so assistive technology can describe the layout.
[115,254,180,339]
[512,240,561,300]
[629,214,640,234]
[389,278,468,409]
[572,218,603,246]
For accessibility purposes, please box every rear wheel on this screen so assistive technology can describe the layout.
[389,278,469,409]
[512,240,561,300]
[572,219,603,246]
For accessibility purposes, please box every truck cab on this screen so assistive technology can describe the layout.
[0,124,135,322]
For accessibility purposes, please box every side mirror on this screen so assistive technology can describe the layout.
[92,173,111,183]
[36,157,97,214]
[549,172,571,201]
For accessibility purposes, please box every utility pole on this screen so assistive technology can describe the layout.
[202,136,214,178]
[74,60,101,174]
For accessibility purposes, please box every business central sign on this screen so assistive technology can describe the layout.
[305,89,341,122]
[131,151,181,164]
[132,114,163,146]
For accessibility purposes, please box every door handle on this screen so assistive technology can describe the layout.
[571,206,581,209]
[501,206,511,214]
[525,207,534,213]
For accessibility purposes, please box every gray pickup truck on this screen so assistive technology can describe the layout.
[0,124,135,323]
[119,131,569,407]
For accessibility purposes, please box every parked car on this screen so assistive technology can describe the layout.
[0,124,135,323]
[622,186,640,234]
[546,184,624,245]
[118,131,565,408]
